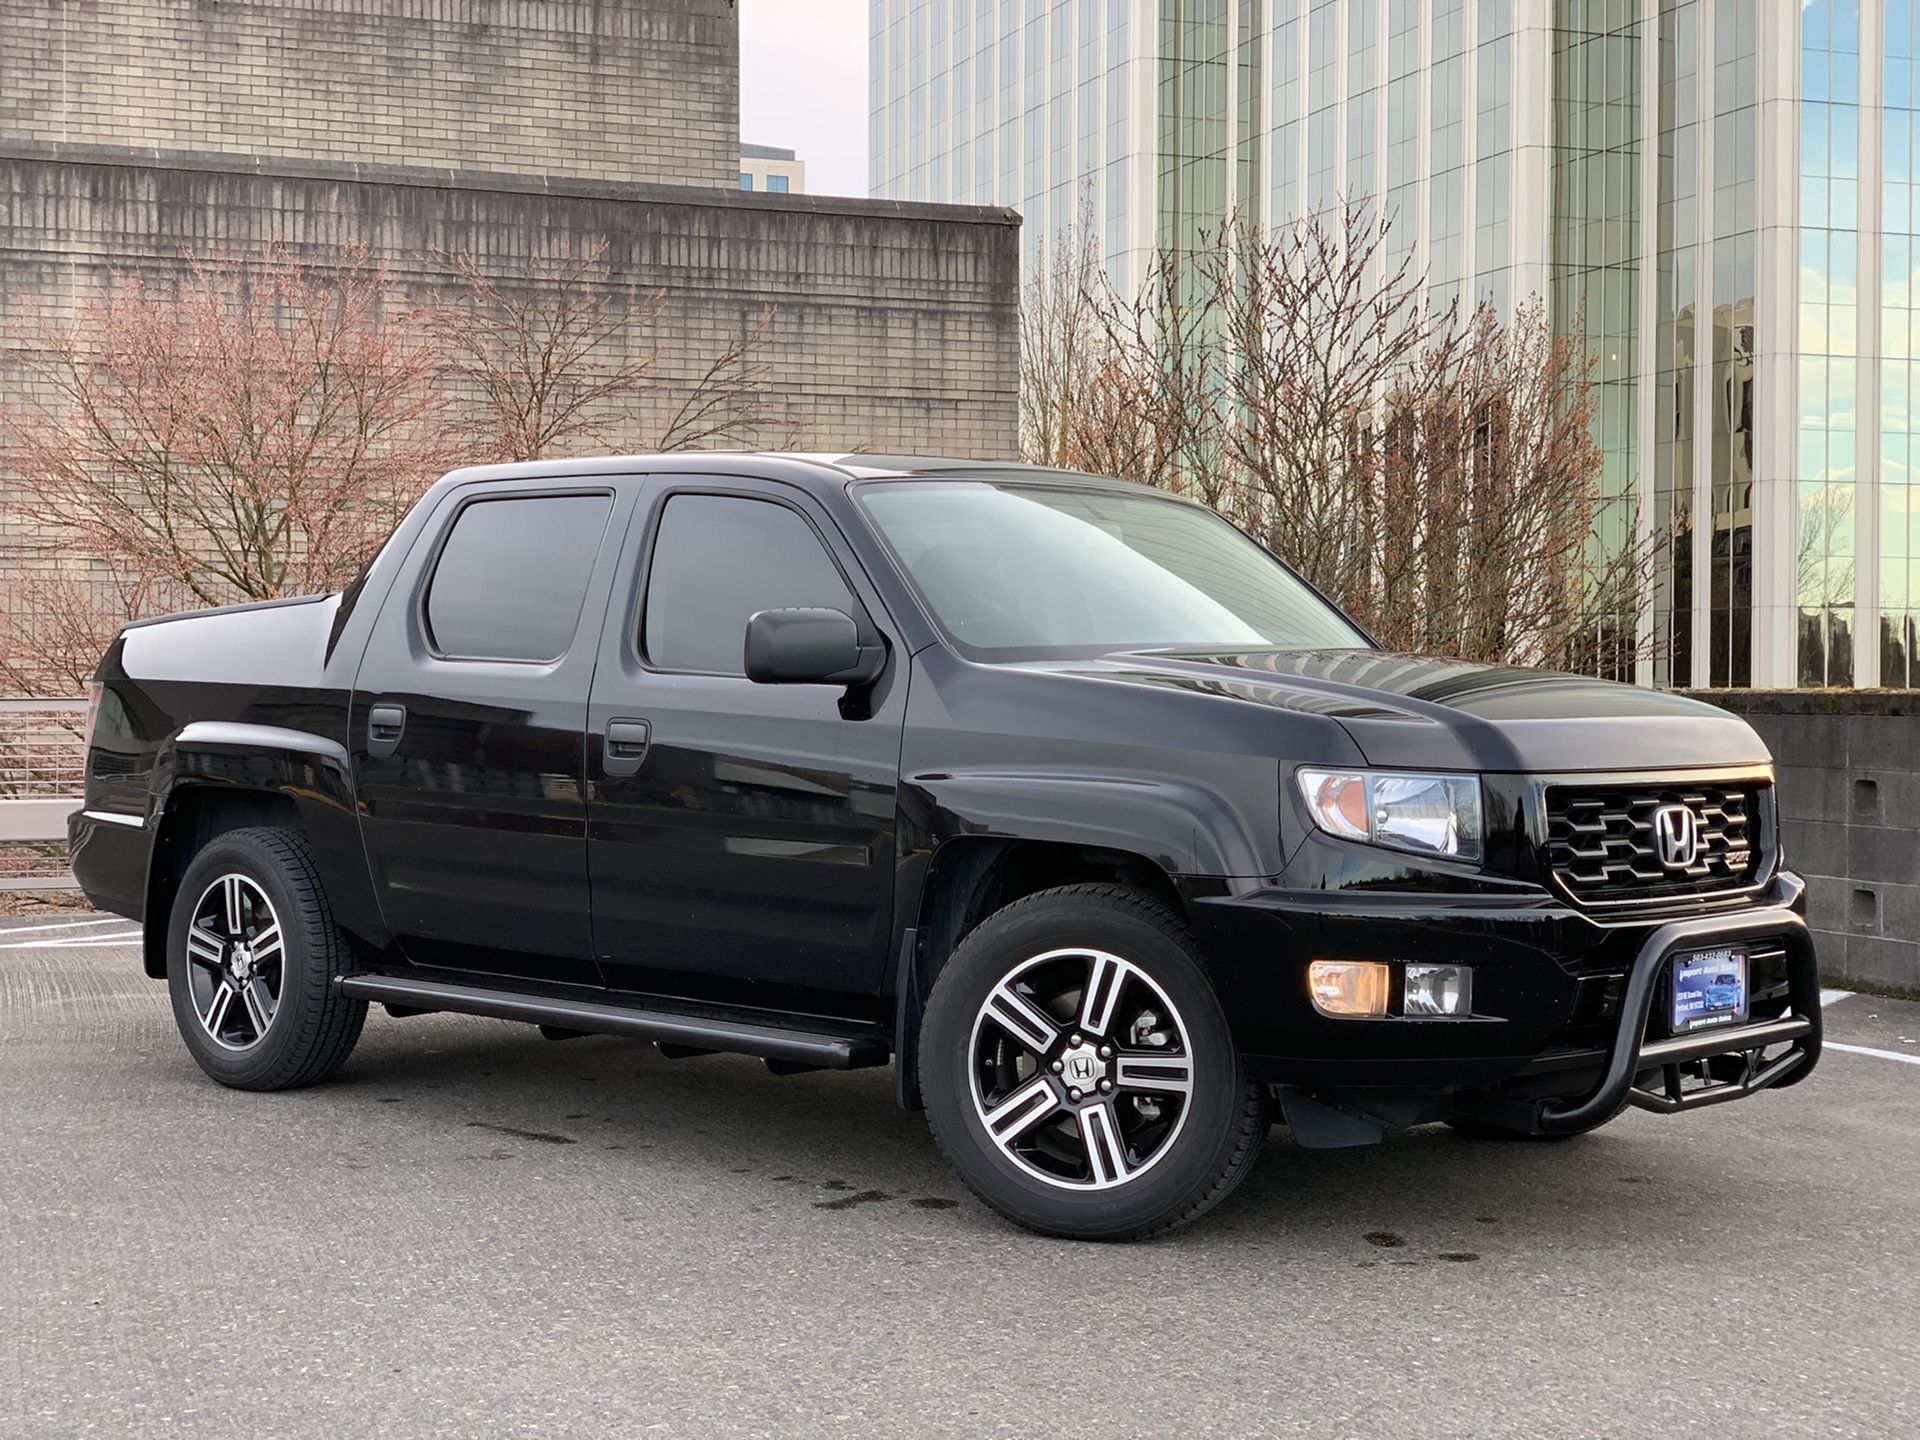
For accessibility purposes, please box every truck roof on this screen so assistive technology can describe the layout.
[431,452,1151,500]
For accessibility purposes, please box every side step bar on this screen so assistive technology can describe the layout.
[340,974,891,1071]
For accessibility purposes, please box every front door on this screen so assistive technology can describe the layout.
[586,480,906,1018]
[352,482,626,987]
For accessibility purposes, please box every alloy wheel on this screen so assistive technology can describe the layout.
[182,873,285,1052]
[968,946,1195,1190]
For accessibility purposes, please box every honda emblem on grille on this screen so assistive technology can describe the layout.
[1652,803,1701,870]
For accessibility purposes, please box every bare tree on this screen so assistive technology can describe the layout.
[432,243,801,460]
[428,243,666,462]
[0,246,453,694]
[1209,203,1443,606]
[1086,244,1235,507]
[1394,300,1656,675]
[1029,199,1661,675]
[650,306,799,452]
[1019,209,1110,469]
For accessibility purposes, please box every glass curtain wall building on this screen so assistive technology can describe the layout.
[874,0,1915,689]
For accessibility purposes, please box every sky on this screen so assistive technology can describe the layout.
[738,0,871,197]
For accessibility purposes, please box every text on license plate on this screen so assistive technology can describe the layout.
[1671,947,1748,1033]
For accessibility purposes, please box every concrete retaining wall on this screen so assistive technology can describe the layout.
[0,143,1023,609]
[1688,689,1920,994]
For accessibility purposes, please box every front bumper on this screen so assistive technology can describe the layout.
[1180,872,1822,1135]
[1531,905,1818,1133]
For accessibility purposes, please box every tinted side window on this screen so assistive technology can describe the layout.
[643,494,854,674]
[425,495,612,661]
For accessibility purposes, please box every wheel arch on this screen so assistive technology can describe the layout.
[142,786,304,978]
[891,834,1191,1111]
[142,721,374,978]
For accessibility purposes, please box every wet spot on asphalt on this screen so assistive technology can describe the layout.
[1363,1231,1406,1248]
[814,1190,893,1212]
[820,1179,854,1192]
[1474,1215,1499,1225]
[467,1121,576,1146]
[1437,1252,1480,1263]
[909,1197,958,1210]
[378,1097,404,1104]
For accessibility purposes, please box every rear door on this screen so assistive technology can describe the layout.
[351,480,628,987]
[586,477,908,1018]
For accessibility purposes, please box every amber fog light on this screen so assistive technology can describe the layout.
[1308,960,1391,1018]
[1404,963,1473,1017]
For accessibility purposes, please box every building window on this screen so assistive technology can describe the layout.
[1653,0,1700,688]
[1881,0,1917,683]
[767,174,790,193]
[740,172,754,190]
[1551,7,1643,680]
[1798,0,1858,686]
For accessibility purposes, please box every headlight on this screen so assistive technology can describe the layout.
[1296,768,1483,862]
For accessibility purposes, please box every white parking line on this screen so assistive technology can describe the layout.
[1815,990,1920,1069]
[0,931,143,950]
[0,916,134,937]
[1825,1041,1920,1068]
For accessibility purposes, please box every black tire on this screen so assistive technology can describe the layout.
[919,884,1267,1241]
[165,826,367,1091]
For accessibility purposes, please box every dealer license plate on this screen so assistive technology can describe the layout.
[1671,947,1748,1034]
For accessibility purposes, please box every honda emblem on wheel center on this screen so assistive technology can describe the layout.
[1652,803,1701,870]
[1065,1052,1098,1082]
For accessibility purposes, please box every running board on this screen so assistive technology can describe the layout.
[339,974,890,1071]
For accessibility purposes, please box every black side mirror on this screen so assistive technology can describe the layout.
[744,608,884,686]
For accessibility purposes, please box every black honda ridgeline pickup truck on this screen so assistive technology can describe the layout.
[71,454,1823,1240]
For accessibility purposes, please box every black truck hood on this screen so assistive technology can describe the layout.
[1055,647,1768,774]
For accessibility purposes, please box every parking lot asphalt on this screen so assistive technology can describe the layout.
[2,914,1916,1439]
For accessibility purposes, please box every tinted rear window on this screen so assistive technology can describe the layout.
[425,494,612,661]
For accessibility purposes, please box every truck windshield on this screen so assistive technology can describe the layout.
[857,480,1369,659]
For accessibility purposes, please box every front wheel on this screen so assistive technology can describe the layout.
[919,884,1268,1241]
[166,827,367,1091]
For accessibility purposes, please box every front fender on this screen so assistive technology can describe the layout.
[903,767,1276,879]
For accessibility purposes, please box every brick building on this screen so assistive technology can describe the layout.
[1,0,741,187]
[0,0,1020,624]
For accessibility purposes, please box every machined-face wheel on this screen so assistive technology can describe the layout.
[182,873,285,1052]
[968,946,1196,1191]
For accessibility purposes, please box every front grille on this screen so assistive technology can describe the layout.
[1544,781,1762,904]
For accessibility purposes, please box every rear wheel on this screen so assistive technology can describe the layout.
[919,884,1267,1241]
[166,827,367,1091]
